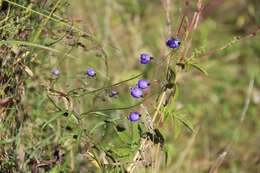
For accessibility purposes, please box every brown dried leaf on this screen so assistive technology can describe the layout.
[24,65,34,77]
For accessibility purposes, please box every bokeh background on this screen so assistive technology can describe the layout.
[1,0,260,172]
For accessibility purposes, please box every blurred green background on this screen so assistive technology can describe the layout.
[1,0,260,172]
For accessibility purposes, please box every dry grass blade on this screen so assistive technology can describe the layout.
[208,151,227,173]
[240,78,254,122]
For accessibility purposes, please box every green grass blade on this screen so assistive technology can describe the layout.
[0,40,78,59]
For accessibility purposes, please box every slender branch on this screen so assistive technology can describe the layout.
[69,72,144,97]
[80,92,158,116]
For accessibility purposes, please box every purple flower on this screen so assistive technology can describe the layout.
[86,69,96,77]
[128,112,141,122]
[140,53,152,64]
[137,79,150,89]
[130,86,143,99]
[166,38,181,49]
[51,68,59,76]
[109,90,118,97]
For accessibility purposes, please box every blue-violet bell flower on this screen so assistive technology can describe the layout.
[128,112,141,122]
[51,68,59,76]
[110,90,118,97]
[140,53,152,64]
[166,38,181,49]
[130,86,143,99]
[86,69,96,77]
[137,79,150,89]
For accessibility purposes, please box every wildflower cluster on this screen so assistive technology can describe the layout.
[50,38,180,123]
[128,38,180,122]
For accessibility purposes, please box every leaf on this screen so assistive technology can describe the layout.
[0,40,78,59]
[190,62,208,75]
[0,139,14,145]
[154,128,165,145]
[162,144,175,166]
[49,165,59,173]
[116,125,126,132]
[165,112,171,124]
[71,112,79,124]
[172,108,187,138]
[173,107,186,116]
[89,121,106,134]
[167,67,176,84]
[166,84,179,113]
[23,65,34,77]
[41,111,63,129]
[131,122,140,144]
[113,147,132,158]
[173,116,180,139]
[89,111,110,118]
[175,115,194,133]
[114,125,132,144]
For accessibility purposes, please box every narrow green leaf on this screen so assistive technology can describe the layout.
[0,40,78,59]
[89,111,111,118]
[190,63,208,75]
[175,116,194,133]
[173,116,180,139]
[165,84,179,115]
[0,139,14,145]
[41,111,63,129]
[171,84,179,111]
[110,147,132,158]
[173,107,186,117]
[114,125,132,144]
[131,122,140,144]
[89,121,106,134]
[168,67,176,83]
[165,112,171,124]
